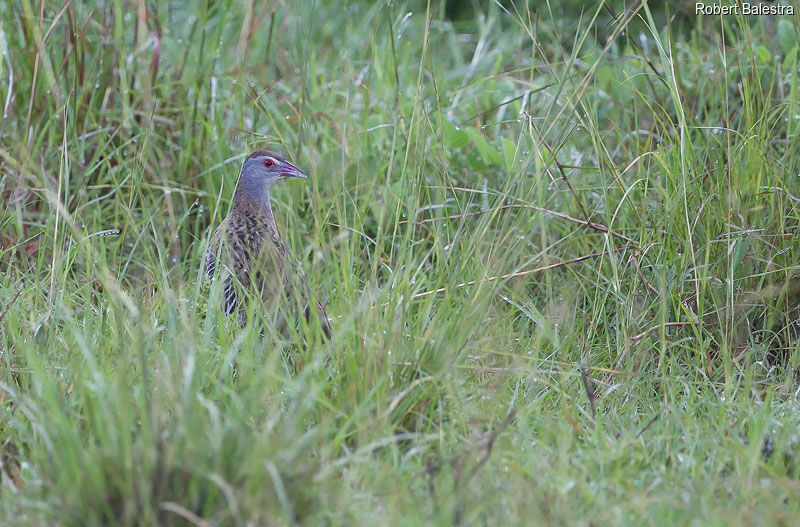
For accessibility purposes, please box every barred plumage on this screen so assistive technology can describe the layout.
[206,150,331,339]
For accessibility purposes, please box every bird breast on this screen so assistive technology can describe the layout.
[226,211,289,278]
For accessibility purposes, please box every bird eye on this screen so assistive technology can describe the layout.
[263,159,275,168]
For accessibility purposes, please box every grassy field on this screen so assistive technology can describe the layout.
[1,0,800,524]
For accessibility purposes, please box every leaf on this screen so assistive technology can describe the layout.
[729,236,751,278]
[387,180,404,201]
[778,19,797,56]
[463,127,502,166]
[441,119,468,149]
[596,65,614,92]
[756,45,772,65]
[784,45,798,69]
[501,137,517,174]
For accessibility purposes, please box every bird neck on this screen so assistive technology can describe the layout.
[235,166,274,206]
[233,180,276,225]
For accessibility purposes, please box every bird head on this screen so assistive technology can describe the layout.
[237,150,307,204]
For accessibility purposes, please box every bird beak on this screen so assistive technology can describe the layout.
[280,162,307,179]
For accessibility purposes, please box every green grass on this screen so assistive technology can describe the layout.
[1,0,800,524]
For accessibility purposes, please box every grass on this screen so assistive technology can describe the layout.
[1,0,800,524]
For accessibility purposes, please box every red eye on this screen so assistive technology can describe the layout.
[263,159,275,168]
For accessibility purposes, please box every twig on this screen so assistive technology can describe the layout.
[581,367,596,420]
[0,283,23,324]
[412,248,625,300]
[597,321,694,397]
[523,109,593,221]
[159,502,211,527]
[459,409,517,479]
[628,321,692,346]
[415,409,517,519]
[461,409,513,523]
[636,413,660,438]
[403,203,634,245]
[630,250,661,297]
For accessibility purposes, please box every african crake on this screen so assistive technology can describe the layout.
[206,150,332,339]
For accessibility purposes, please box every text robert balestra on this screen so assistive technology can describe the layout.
[696,3,794,15]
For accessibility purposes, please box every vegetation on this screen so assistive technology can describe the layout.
[1,0,799,524]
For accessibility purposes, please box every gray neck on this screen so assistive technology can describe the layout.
[235,164,274,208]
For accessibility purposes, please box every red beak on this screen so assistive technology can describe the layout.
[280,162,307,179]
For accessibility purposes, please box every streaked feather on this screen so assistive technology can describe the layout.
[206,193,331,339]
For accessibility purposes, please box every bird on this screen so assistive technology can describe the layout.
[206,149,331,340]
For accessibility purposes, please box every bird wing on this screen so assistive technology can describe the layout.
[207,215,331,337]
[205,224,223,281]
[206,222,240,316]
